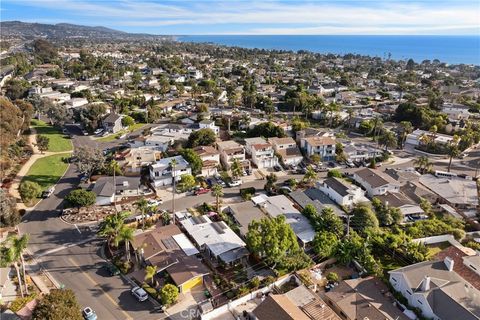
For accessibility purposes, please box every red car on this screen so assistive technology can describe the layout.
[195,188,211,195]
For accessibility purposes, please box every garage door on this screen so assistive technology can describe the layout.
[181,276,203,292]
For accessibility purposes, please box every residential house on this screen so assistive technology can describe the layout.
[216,140,250,171]
[316,177,368,209]
[103,113,123,133]
[269,137,303,166]
[245,137,278,169]
[405,129,454,147]
[419,174,479,210]
[227,201,266,238]
[132,224,209,293]
[180,215,249,265]
[92,176,147,205]
[119,147,162,176]
[145,135,174,152]
[325,276,410,320]
[375,192,426,222]
[149,155,191,188]
[352,168,401,197]
[289,189,345,218]
[296,128,332,148]
[255,195,315,246]
[198,120,219,135]
[194,146,220,177]
[389,256,480,320]
[65,97,89,109]
[342,141,383,162]
[253,284,340,320]
[302,136,336,161]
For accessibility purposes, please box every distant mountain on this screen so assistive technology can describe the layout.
[0,21,167,40]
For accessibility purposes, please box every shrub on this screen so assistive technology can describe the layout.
[10,293,37,312]
[240,187,256,200]
[159,284,179,306]
[65,189,96,207]
[19,181,41,202]
[326,272,339,282]
[141,283,158,299]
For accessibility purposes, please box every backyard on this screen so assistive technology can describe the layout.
[31,119,73,152]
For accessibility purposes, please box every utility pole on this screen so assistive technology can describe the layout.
[171,159,177,224]
[346,214,351,237]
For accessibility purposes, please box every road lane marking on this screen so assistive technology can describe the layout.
[74,224,82,234]
[35,237,95,259]
[67,258,133,320]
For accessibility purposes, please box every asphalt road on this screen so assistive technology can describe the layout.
[19,125,161,320]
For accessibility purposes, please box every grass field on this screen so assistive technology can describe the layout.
[95,123,147,142]
[22,153,71,206]
[31,119,73,152]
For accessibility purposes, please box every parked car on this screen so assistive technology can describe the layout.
[41,187,55,198]
[327,161,336,168]
[62,128,69,134]
[228,179,242,187]
[82,307,98,320]
[94,128,104,135]
[131,286,149,302]
[273,165,282,172]
[195,188,211,195]
[216,177,226,187]
[147,199,163,206]
[102,263,120,276]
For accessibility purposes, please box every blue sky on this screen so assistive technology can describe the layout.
[2,0,479,35]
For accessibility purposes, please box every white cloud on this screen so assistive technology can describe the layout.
[7,0,480,35]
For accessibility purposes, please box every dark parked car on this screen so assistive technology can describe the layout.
[102,263,120,276]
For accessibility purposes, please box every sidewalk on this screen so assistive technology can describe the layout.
[24,252,58,295]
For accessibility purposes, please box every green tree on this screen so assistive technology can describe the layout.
[413,156,433,174]
[159,283,179,306]
[302,165,317,184]
[326,272,339,282]
[447,136,460,172]
[135,198,149,230]
[246,215,300,267]
[327,169,342,178]
[114,225,134,262]
[247,122,285,138]
[287,178,298,190]
[180,148,203,176]
[211,184,224,213]
[97,211,129,247]
[399,121,413,149]
[310,154,321,165]
[264,173,277,193]
[378,130,397,151]
[335,231,365,264]
[36,135,50,154]
[145,265,157,286]
[65,189,96,207]
[6,234,29,297]
[351,204,379,234]
[187,128,216,147]
[122,115,135,127]
[317,207,344,236]
[105,160,123,176]
[312,231,338,258]
[230,158,243,179]
[0,190,21,227]
[74,146,106,178]
[32,289,82,320]
[19,181,41,203]
[177,174,196,192]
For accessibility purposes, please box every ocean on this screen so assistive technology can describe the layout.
[177,35,480,65]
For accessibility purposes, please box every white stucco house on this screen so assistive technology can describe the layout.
[316,177,368,208]
[149,155,191,188]
[352,168,401,197]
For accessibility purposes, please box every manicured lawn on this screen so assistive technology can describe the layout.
[31,119,73,152]
[22,153,71,206]
[95,123,147,142]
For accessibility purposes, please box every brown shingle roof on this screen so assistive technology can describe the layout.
[253,295,310,320]
[435,246,480,291]
[355,168,399,188]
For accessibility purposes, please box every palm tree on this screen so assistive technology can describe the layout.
[211,184,224,213]
[371,116,383,143]
[114,225,134,263]
[7,234,29,297]
[413,156,433,174]
[170,158,178,222]
[378,130,397,151]
[135,197,149,230]
[231,158,242,179]
[447,136,460,172]
[264,173,278,193]
[303,165,317,184]
[399,121,413,149]
[145,265,158,286]
[346,108,354,133]
[98,211,129,246]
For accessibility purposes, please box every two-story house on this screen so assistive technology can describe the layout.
[316,177,368,209]
[269,137,303,166]
[302,136,336,161]
[119,147,162,176]
[103,113,123,133]
[216,140,250,171]
[244,137,278,169]
[352,168,401,197]
[149,155,191,187]
[193,146,221,177]
[198,120,219,135]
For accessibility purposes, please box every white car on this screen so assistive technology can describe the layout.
[228,179,242,187]
[147,199,163,206]
[131,286,148,302]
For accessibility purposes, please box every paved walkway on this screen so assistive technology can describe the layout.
[8,128,71,210]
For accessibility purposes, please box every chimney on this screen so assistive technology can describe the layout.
[444,256,454,271]
[421,276,431,291]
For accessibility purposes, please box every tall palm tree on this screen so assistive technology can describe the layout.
[134,197,149,230]
[98,211,129,246]
[379,130,397,151]
[170,158,178,223]
[399,121,413,149]
[7,234,29,297]
[211,184,224,213]
[303,165,317,184]
[145,265,158,286]
[231,158,242,179]
[447,136,460,172]
[413,156,433,174]
[114,225,134,263]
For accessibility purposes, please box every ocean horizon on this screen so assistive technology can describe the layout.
[177,35,480,65]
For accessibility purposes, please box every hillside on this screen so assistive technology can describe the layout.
[0,21,167,41]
